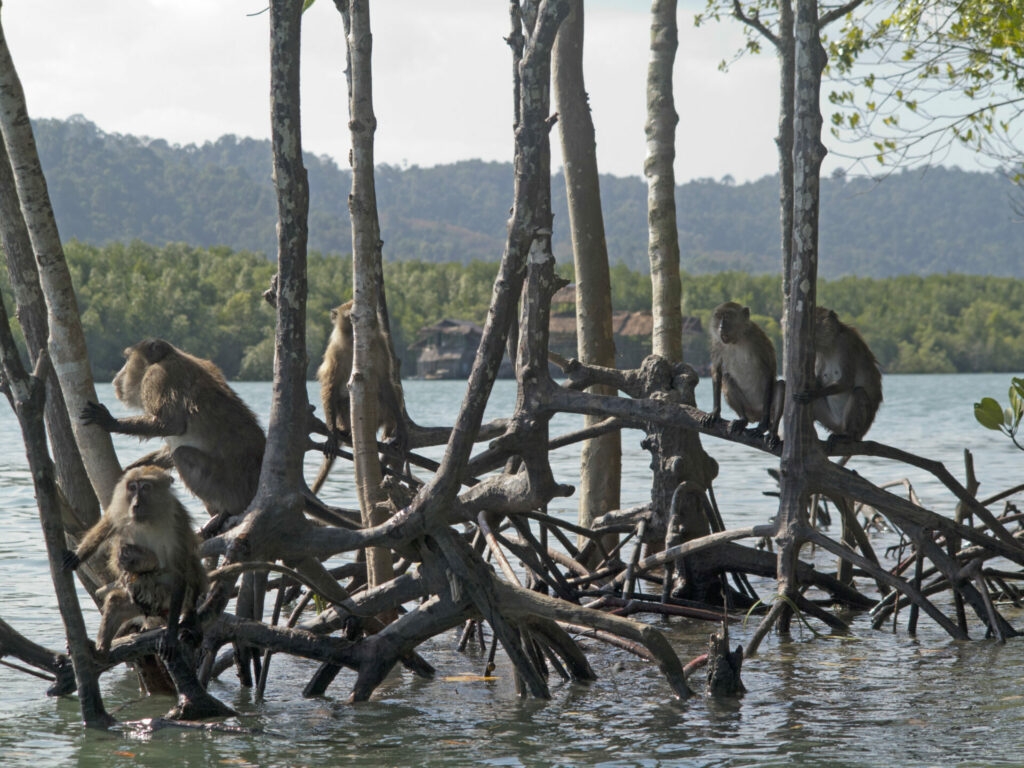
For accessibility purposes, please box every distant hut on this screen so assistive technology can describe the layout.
[413,304,705,379]
[411,318,515,379]
[548,284,705,370]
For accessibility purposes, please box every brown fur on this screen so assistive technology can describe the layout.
[67,466,206,653]
[86,338,265,519]
[802,307,883,441]
[704,301,784,440]
[312,301,401,493]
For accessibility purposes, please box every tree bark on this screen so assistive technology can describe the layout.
[645,0,683,363]
[641,0,718,586]
[747,0,828,654]
[261,0,311,497]
[414,0,570,519]
[0,617,75,696]
[340,0,394,592]
[0,125,100,538]
[552,0,621,550]
[776,0,795,355]
[0,294,112,728]
[0,7,121,506]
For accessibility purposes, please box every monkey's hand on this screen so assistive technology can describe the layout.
[793,389,816,404]
[728,418,749,435]
[824,433,850,453]
[80,401,116,430]
[61,549,81,571]
[157,628,178,663]
[323,429,341,457]
[700,409,721,428]
[179,613,202,648]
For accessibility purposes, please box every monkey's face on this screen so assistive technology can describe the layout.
[113,347,148,410]
[814,308,840,346]
[120,467,174,523]
[127,477,156,521]
[713,303,748,344]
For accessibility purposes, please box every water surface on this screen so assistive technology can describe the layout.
[1,374,1023,767]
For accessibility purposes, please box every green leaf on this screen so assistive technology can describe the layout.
[975,397,1005,430]
[1009,385,1023,423]
[302,0,317,12]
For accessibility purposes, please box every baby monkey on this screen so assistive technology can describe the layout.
[702,301,784,445]
[796,307,882,445]
[63,466,207,657]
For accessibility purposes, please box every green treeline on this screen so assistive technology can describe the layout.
[3,241,1022,379]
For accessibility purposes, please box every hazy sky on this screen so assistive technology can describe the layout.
[0,0,978,182]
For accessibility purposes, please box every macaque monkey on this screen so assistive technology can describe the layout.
[796,307,883,444]
[312,300,404,493]
[702,301,784,444]
[63,466,207,655]
[81,338,265,534]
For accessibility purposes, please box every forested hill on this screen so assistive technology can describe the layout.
[34,116,1023,277]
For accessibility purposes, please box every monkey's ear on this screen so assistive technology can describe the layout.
[143,339,172,363]
[828,309,838,321]
[742,306,750,320]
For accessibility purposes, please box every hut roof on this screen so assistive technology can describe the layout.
[418,318,483,336]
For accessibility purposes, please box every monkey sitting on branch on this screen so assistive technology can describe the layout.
[312,300,406,493]
[702,301,784,446]
[62,466,207,656]
[795,306,883,446]
[81,338,265,536]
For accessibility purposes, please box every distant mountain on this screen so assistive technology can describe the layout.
[32,116,1024,277]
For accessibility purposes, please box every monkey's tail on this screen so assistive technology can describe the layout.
[310,454,336,495]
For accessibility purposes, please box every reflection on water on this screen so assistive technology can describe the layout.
[1,374,1023,767]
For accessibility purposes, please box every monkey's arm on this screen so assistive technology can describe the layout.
[380,379,409,453]
[794,379,853,402]
[701,364,724,427]
[125,446,175,471]
[80,401,186,438]
[307,407,330,438]
[769,379,786,435]
[158,573,187,661]
[63,516,113,569]
[756,375,774,431]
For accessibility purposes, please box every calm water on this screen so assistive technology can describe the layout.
[1,374,1023,767]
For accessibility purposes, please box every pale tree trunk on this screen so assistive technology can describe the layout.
[0,293,112,728]
[776,0,795,352]
[641,0,716,580]
[747,0,828,652]
[0,131,100,538]
[553,0,620,549]
[261,0,311,497]
[0,10,121,506]
[340,0,393,592]
[644,0,682,363]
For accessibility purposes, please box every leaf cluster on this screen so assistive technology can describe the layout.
[827,0,1024,171]
[974,377,1024,451]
